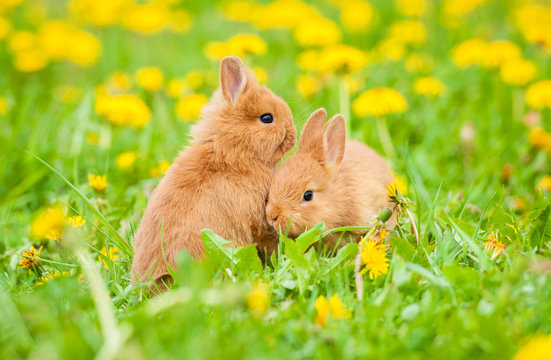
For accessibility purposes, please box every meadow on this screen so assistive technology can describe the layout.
[1,0,551,359]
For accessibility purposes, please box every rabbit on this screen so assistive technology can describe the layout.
[131,56,296,285]
[265,108,395,250]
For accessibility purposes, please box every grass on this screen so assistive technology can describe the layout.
[1,0,551,359]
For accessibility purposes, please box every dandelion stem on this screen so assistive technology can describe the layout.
[376,117,397,159]
[406,208,419,246]
[339,76,351,135]
[513,88,524,122]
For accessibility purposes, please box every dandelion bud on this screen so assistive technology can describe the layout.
[378,208,393,223]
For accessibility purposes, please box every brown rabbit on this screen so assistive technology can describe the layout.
[265,108,395,249]
[132,56,296,284]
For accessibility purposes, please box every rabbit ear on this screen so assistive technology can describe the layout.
[220,56,246,103]
[324,114,346,166]
[299,108,327,154]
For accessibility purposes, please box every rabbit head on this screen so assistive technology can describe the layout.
[192,56,296,166]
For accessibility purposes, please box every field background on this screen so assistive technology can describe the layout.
[1,0,551,359]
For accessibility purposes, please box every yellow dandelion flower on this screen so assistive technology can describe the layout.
[30,205,66,240]
[314,294,350,326]
[0,96,8,116]
[176,94,208,121]
[340,0,373,33]
[294,17,341,47]
[481,40,521,69]
[14,48,48,73]
[107,71,132,93]
[253,66,268,84]
[88,174,107,192]
[395,0,425,17]
[122,3,169,34]
[0,16,11,40]
[246,282,269,315]
[35,271,68,286]
[204,41,236,61]
[369,228,390,244]
[318,44,367,74]
[500,59,536,87]
[451,38,488,68]
[352,88,408,117]
[185,71,204,90]
[405,53,434,74]
[525,80,551,110]
[67,215,85,228]
[528,127,551,152]
[328,294,351,319]
[314,295,331,326]
[166,78,188,98]
[69,0,129,28]
[19,245,43,270]
[116,151,136,169]
[297,49,320,72]
[483,233,506,260]
[135,67,164,92]
[221,0,257,22]
[413,76,445,97]
[8,30,38,52]
[297,75,320,98]
[229,33,267,56]
[95,94,151,128]
[360,240,389,279]
[98,246,119,269]
[537,175,551,193]
[513,4,551,54]
[159,160,171,174]
[388,20,426,46]
[443,0,491,18]
[167,9,193,34]
[376,37,406,61]
[393,175,408,196]
[514,334,551,360]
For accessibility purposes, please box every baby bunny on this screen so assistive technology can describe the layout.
[132,56,296,284]
[265,108,395,249]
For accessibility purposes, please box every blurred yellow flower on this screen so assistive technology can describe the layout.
[252,66,267,84]
[221,0,257,22]
[393,175,408,195]
[413,76,445,97]
[159,160,171,174]
[88,174,107,192]
[528,127,551,152]
[395,0,425,17]
[318,44,367,74]
[166,78,188,98]
[314,294,351,326]
[249,0,319,30]
[176,94,208,121]
[0,16,11,40]
[168,9,193,34]
[246,282,269,315]
[205,34,267,60]
[360,239,389,279]
[405,53,434,74]
[67,215,85,228]
[35,271,70,287]
[0,96,7,115]
[70,0,130,28]
[19,245,42,270]
[525,80,551,110]
[14,49,48,72]
[514,334,551,360]
[376,37,406,61]
[500,59,536,87]
[294,17,341,47]
[122,3,169,34]
[116,151,136,169]
[99,246,119,269]
[483,233,506,260]
[8,30,37,52]
[353,88,408,117]
[31,205,66,240]
[297,49,320,72]
[537,175,551,193]
[107,71,132,93]
[451,38,488,68]
[389,20,426,46]
[135,66,164,91]
[481,40,521,69]
[443,0,490,18]
[513,4,551,54]
[339,0,373,33]
[185,71,204,90]
[297,74,320,97]
[95,94,151,128]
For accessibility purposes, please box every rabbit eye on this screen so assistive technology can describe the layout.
[260,113,274,124]
[302,190,313,202]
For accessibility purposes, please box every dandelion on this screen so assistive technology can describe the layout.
[314,294,351,326]
[185,71,204,90]
[19,245,42,270]
[297,49,321,72]
[106,71,132,93]
[370,228,390,244]
[294,17,341,47]
[339,0,373,33]
[0,17,11,40]
[67,215,85,228]
[352,88,408,117]
[95,94,151,128]
[413,76,445,97]
[395,0,425,17]
[30,205,66,240]
[443,0,491,18]
[480,40,521,69]
[229,34,267,56]
[69,0,129,28]
[166,78,188,98]
[0,96,7,115]
[393,175,408,196]
[318,44,367,74]
[176,94,208,121]
[88,174,107,192]
[388,20,426,46]
[451,38,488,68]
[99,246,119,269]
[528,127,551,152]
[359,239,390,279]
[167,9,193,34]
[159,160,171,174]
[513,4,551,54]
[135,67,164,92]
[500,59,536,87]
[253,66,267,84]
[35,271,68,286]
[537,176,551,193]
[375,37,406,61]
[405,53,434,74]
[116,151,136,169]
[484,233,506,260]
[13,48,48,72]
[297,75,320,98]
[122,3,169,34]
[525,80,551,110]
[514,334,551,360]
[246,282,269,315]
